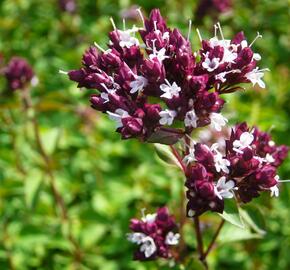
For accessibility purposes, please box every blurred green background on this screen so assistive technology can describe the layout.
[0,0,289,269]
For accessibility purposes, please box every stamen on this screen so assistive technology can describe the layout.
[94,42,106,53]
[59,70,68,75]
[100,83,109,91]
[187,19,192,41]
[165,79,171,86]
[196,28,202,43]
[216,22,224,40]
[249,32,262,47]
[136,8,145,28]
[141,208,146,219]
[153,21,158,32]
[123,18,126,31]
[278,180,290,183]
[110,17,117,31]
[185,134,196,145]
[214,24,218,37]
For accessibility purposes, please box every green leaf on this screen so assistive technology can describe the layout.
[185,257,207,270]
[147,128,184,145]
[239,206,266,236]
[24,170,43,210]
[218,200,245,229]
[219,224,262,244]
[154,143,182,169]
[40,127,61,155]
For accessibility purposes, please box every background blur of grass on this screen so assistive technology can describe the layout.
[0,0,289,269]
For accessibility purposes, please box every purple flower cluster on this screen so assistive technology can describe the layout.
[196,0,232,21]
[127,207,179,261]
[185,123,288,216]
[4,57,35,91]
[67,9,267,144]
[58,0,77,14]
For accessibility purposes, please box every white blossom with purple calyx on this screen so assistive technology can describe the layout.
[202,56,220,72]
[130,75,148,94]
[165,232,180,245]
[233,131,254,153]
[214,177,236,200]
[159,109,177,125]
[140,236,157,258]
[160,80,181,99]
[127,232,147,244]
[245,67,268,88]
[118,26,140,48]
[107,109,129,128]
[184,109,198,128]
[211,143,230,173]
[100,83,116,103]
[141,213,157,223]
[210,113,228,132]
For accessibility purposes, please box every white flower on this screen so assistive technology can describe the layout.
[222,48,237,64]
[159,109,177,125]
[270,185,279,197]
[214,177,236,200]
[253,53,261,61]
[141,213,157,224]
[162,32,170,40]
[140,236,157,258]
[184,109,198,128]
[245,67,267,88]
[165,232,180,245]
[160,80,181,99]
[214,153,230,174]
[209,37,231,48]
[210,113,228,132]
[183,147,196,165]
[118,28,139,48]
[211,144,230,173]
[202,57,220,72]
[127,232,147,244]
[129,75,148,94]
[265,153,275,163]
[100,83,116,103]
[233,132,254,153]
[107,109,129,128]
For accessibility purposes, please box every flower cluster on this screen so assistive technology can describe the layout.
[66,9,267,144]
[185,123,288,216]
[196,0,232,21]
[3,57,35,91]
[127,207,179,261]
[58,0,77,14]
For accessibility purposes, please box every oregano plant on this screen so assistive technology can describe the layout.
[62,8,288,268]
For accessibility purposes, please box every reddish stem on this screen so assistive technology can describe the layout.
[202,219,225,260]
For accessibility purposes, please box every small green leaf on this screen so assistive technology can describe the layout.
[147,128,183,145]
[40,127,61,155]
[24,170,43,210]
[154,143,182,169]
[239,206,266,236]
[218,200,245,229]
[219,224,262,243]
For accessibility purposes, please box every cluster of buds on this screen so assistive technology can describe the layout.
[66,9,267,144]
[127,207,180,261]
[185,123,288,216]
[3,57,36,91]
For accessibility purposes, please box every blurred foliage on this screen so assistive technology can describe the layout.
[0,0,289,269]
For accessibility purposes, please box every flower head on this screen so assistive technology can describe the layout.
[4,57,35,91]
[66,9,267,144]
[127,207,179,261]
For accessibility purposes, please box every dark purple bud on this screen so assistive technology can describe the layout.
[121,117,143,138]
[4,57,34,91]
